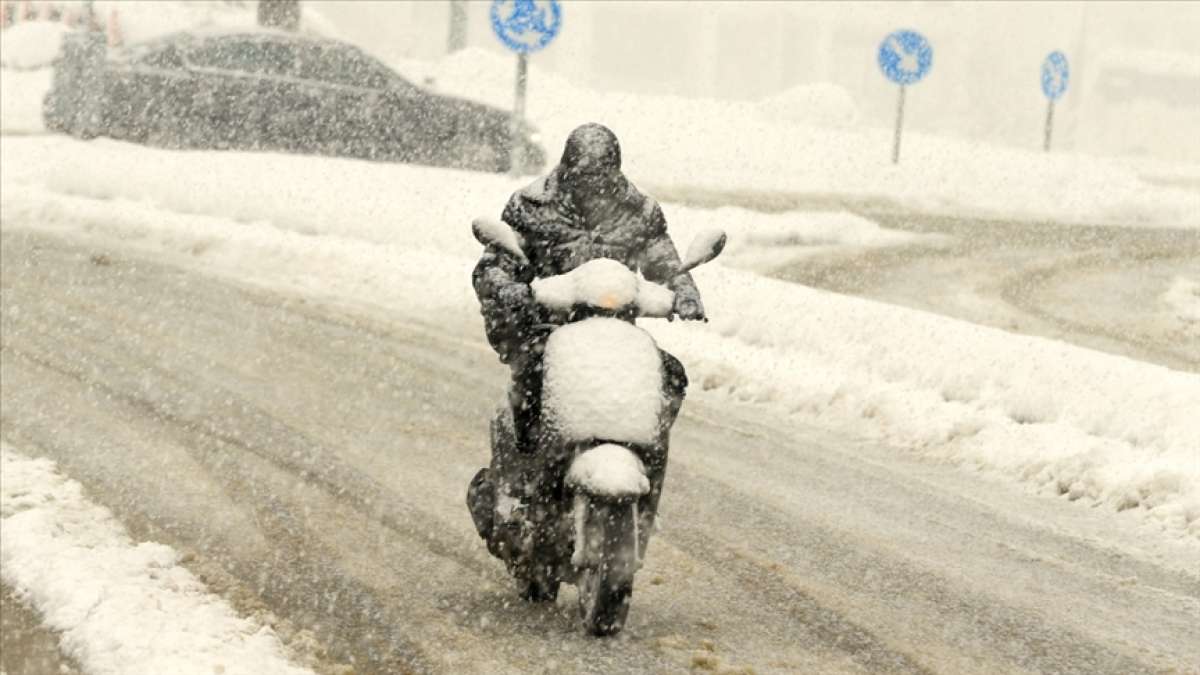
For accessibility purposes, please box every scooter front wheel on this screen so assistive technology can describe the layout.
[578,565,632,636]
[577,502,637,636]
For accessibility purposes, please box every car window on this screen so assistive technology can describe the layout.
[295,44,391,89]
[188,38,296,77]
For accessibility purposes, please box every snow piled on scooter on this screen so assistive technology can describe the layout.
[531,258,674,317]
[566,445,651,498]
[543,319,666,445]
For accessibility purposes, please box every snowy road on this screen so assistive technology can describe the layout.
[774,214,1200,372]
[2,229,1197,674]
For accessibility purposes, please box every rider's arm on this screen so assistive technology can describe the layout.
[473,245,535,363]
[472,198,538,362]
[639,203,705,319]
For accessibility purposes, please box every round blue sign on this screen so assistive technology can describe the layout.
[878,30,933,86]
[490,0,562,54]
[1041,51,1069,100]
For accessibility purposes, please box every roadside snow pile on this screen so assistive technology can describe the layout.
[0,21,70,69]
[756,83,860,128]
[3,137,1197,540]
[0,444,315,675]
[408,47,1200,229]
[4,138,924,272]
[0,67,51,133]
[651,266,1200,538]
[683,208,930,271]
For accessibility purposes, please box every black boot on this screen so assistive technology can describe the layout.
[467,468,495,541]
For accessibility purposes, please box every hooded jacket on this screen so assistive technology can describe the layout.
[473,126,701,363]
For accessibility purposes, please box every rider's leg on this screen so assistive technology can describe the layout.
[638,349,688,554]
[466,468,495,540]
[508,340,546,453]
[660,349,688,426]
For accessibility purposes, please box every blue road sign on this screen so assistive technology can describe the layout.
[878,30,933,86]
[1041,51,1070,100]
[490,0,562,54]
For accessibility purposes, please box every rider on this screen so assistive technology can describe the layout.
[468,123,705,541]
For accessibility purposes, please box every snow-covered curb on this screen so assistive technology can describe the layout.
[0,444,315,675]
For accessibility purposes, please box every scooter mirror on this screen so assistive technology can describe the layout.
[472,217,529,265]
[680,228,727,274]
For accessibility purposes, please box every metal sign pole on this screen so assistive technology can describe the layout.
[510,52,528,176]
[1043,98,1055,152]
[877,29,931,167]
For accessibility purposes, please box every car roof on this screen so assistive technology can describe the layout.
[122,26,349,57]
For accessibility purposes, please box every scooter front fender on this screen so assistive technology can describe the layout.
[565,444,650,500]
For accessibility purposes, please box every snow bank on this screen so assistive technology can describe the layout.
[0,21,70,69]
[756,82,860,128]
[400,47,1200,229]
[652,266,1200,538]
[2,137,1197,542]
[678,208,930,272]
[3,138,921,273]
[0,444,315,675]
[0,67,51,133]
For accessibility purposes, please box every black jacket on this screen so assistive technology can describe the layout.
[473,170,701,363]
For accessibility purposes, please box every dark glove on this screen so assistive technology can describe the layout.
[496,283,532,310]
[672,294,706,322]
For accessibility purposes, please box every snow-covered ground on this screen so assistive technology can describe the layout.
[0,21,70,70]
[0,67,51,133]
[1164,277,1200,337]
[2,136,1197,544]
[0,444,314,675]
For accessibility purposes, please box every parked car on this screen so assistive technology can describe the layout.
[43,29,546,173]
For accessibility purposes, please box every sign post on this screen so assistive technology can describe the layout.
[877,30,933,165]
[489,0,562,175]
[1040,51,1069,152]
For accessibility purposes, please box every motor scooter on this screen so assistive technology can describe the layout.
[471,216,725,636]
